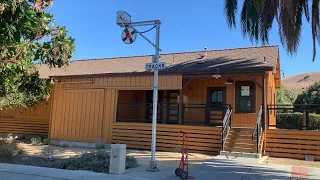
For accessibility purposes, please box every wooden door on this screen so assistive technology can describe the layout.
[206,87,226,126]
[166,90,179,124]
[145,90,164,123]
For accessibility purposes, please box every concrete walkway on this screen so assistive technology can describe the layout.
[124,155,320,180]
[0,163,147,180]
[2,156,320,180]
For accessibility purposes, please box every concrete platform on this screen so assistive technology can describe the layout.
[220,151,262,158]
[0,163,147,180]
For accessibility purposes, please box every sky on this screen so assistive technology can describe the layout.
[49,0,320,77]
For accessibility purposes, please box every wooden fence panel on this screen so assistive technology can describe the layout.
[0,118,49,135]
[266,129,320,160]
[112,122,222,154]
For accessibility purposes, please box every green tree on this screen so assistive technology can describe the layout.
[224,0,319,61]
[0,0,74,109]
[295,82,320,105]
[276,85,297,104]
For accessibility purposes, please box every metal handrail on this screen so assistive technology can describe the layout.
[221,107,232,151]
[252,105,263,153]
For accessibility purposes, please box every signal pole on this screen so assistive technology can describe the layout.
[117,12,163,171]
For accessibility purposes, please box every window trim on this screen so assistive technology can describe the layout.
[235,81,256,113]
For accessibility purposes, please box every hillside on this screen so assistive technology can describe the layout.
[282,72,320,93]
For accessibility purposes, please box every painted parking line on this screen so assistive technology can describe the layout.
[291,166,309,179]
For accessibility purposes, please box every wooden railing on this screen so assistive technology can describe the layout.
[252,105,263,153]
[0,118,49,135]
[112,122,222,154]
[116,102,179,124]
[221,107,232,151]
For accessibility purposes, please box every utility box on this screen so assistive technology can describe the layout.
[109,144,127,174]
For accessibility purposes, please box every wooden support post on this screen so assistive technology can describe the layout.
[262,74,267,129]
[179,89,183,125]
[302,109,307,130]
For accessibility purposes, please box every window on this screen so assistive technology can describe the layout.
[236,82,255,113]
[212,90,223,103]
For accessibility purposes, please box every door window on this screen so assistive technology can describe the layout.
[212,90,223,103]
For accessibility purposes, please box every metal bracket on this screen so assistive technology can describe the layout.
[250,76,262,89]
[182,77,194,89]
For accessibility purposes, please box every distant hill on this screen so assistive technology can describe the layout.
[282,72,320,93]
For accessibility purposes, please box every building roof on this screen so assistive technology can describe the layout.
[38,45,279,78]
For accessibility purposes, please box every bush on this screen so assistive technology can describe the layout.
[0,134,24,162]
[42,138,51,145]
[95,138,105,149]
[276,113,320,129]
[51,150,139,173]
[41,146,55,159]
[31,136,42,145]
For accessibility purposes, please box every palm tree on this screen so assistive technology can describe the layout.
[224,0,319,61]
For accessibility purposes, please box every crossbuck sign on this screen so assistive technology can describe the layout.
[145,62,165,70]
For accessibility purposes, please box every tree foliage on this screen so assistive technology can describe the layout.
[295,82,320,104]
[224,0,319,61]
[276,85,297,104]
[0,0,74,109]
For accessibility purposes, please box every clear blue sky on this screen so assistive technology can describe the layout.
[50,0,319,76]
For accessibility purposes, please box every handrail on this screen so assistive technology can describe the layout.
[221,107,232,151]
[252,105,263,153]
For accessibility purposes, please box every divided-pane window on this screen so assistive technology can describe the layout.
[236,83,255,113]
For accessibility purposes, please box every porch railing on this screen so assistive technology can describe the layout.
[183,104,231,126]
[267,104,320,130]
[116,102,179,124]
[221,107,232,151]
[116,102,231,126]
[252,105,263,153]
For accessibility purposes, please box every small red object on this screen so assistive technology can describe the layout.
[175,131,190,179]
[126,33,131,38]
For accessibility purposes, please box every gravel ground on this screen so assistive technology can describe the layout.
[263,157,320,168]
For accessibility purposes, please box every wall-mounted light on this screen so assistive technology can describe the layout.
[50,77,55,85]
[212,68,221,79]
[225,78,233,85]
[280,70,285,79]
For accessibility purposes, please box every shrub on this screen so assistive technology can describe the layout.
[42,138,51,145]
[95,138,105,149]
[41,146,55,159]
[276,113,320,129]
[126,156,139,169]
[0,134,24,162]
[31,136,42,145]
[51,150,139,173]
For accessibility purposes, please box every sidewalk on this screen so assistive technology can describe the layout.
[0,163,147,180]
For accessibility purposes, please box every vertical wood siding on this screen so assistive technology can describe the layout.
[267,72,276,127]
[50,75,182,143]
[183,76,263,127]
[59,75,182,90]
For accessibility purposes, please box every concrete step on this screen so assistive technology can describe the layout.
[220,151,261,158]
[225,147,256,153]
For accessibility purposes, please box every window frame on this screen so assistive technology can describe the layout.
[235,81,256,113]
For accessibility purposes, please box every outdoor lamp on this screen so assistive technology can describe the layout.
[225,78,233,85]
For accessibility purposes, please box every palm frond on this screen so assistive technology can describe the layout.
[260,0,279,44]
[224,0,238,28]
[240,0,263,42]
[312,0,320,61]
[278,0,304,55]
[299,0,310,22]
